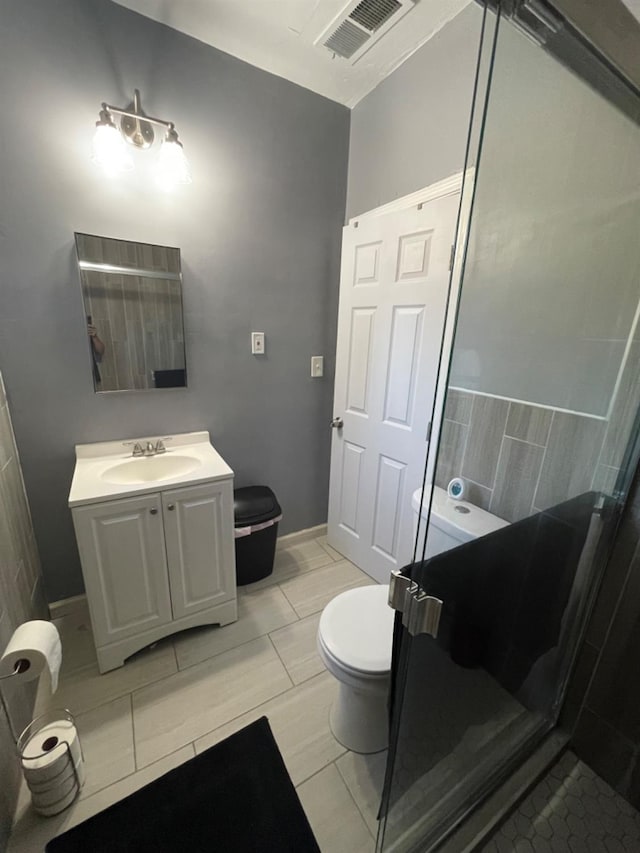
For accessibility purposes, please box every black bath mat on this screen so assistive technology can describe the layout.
[46,717,319,852]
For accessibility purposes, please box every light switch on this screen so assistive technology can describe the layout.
[311,356,324,378]
[251,332,265,355]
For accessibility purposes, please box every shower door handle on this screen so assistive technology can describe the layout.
[388,570,443,639]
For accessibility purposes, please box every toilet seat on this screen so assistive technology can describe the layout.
[318,585,394,675]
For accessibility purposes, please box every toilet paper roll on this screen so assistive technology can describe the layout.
[32,782,80,817]
[21,719,82,784]
[27,755,83,792]
[30,771,79,809]
[0,621,62,693]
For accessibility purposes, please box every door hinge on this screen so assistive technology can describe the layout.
[448,243,455,272]
[388,570,443,639]
[426,421,432,443]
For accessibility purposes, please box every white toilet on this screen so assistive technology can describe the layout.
[317,584,394,754]
[318,487,508,754]
[412,484,508,558]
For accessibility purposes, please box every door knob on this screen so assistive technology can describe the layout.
[150,508,158,515]
[167,504,175,511]
[331,417,344,429]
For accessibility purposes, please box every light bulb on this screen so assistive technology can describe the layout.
[156,127,191,189]
[91,111,133,175]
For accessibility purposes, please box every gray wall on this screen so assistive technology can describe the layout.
[346,4,482,219]
[451,18,640,418]
[0,0,349,602]
[0,373,48,852]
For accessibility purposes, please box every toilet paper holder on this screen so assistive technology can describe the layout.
[17,709,85,816]
[0,659,33,741]
[1,664,84,815]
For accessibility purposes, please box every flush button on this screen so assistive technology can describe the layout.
[454,505,470,514]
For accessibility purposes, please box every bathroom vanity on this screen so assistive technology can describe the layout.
[68,432,237,673]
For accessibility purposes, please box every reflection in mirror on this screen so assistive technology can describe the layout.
[74,233,187,392]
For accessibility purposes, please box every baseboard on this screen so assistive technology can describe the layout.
[49,526,330,615]
[49,593,87,619]
[276,523,327,549]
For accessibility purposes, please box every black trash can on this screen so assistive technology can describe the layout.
[233,486,282,586]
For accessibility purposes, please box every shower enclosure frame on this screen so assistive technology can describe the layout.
[376,1,640,851]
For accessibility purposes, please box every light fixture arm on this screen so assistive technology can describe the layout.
[102,101,173,132]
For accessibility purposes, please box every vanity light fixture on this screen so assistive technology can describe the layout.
[91,90,191,186]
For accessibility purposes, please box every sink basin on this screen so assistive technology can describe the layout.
[101,455,201,485]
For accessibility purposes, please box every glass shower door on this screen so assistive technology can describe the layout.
[378,2,640,850]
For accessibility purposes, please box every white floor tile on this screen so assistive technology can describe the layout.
[315,535,344,562]
[70,745,195,827]
[54,639,177,716]
[195,670,345,786]
[297,764,374,852]
[279,560,372,618]
[8,746,195,853]
[241,539,336,592]
[133,636,292,767]
[336,750,387,835]
[174,585,298,669]
[75,695,136,800]
[269,612,324,684]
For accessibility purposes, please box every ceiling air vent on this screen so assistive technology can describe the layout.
[350,0,402,32]
[324,19,371,59]
[316,0,415,64]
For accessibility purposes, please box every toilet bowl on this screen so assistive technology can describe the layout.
[317,584,394,754]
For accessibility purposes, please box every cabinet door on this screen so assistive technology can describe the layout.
[72,494,173,646]
[162,481,236,619]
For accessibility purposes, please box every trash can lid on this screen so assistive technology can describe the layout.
[234,486,282,527]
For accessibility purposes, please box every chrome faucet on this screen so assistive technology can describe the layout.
[123,438,171,458]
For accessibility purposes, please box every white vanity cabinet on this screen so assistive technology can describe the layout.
[69,433,238,673]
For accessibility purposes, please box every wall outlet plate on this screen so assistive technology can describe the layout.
[251,332,265,355]
[311,355,324,377]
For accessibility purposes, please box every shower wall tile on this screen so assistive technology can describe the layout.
[585,537,640,744]
[0,372,46,848]
[461,396,509,488]
[434,388,621,523]
[534,412,605,510]
[464,480,492,511]
[444,389,473,424]
[490,437,544,523]
[572,709,636,794]
[567,459,640,810]
[434,419,467,489]
[593,464,621,494]
[505,402,553,446]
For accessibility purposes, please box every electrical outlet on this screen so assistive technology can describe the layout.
[251,332,265,355]
[311,356,324,377]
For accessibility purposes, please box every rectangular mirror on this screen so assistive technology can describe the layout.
[74,233,187,392]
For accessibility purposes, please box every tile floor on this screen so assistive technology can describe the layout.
[482,750,640,853]
[8,532,382,853]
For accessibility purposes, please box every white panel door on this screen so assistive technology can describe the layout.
[72,494,172,646]
[328,193,460,581]
[161,481,236,619]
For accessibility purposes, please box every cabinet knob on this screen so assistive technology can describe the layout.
[150,508,158,515]
[167,504,175,511]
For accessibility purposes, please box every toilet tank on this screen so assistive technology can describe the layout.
[412,486,508,559]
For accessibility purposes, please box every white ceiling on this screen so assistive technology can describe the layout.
[113,0,472,107]
[621,0,640,19]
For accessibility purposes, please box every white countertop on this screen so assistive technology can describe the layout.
[68,431,234,508]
